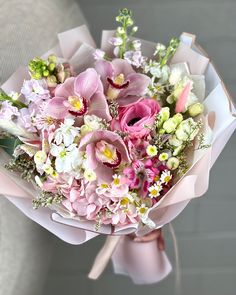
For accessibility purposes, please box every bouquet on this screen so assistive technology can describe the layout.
[0,8,235,284]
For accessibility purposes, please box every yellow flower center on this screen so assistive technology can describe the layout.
[150,189,158,196]
[139,207,147,214]
[120,197,129,206]
[101,183,108,189]
[164,176,171,183]
[68,95,83,111]
[103,147,113,160]
[113,178,120,186]
[114,73,125,85]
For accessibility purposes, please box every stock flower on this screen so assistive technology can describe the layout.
[45,68,111,122]
[111,98,160,139]
[50,143,83,175]
[95,58,150,105]
[0,101,19,120]
[21,79,50,104]
[54,118,80,147]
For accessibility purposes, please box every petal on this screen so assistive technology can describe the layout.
[112,59,134,77]
[55,77,75,98]
[119,73,150,99]
[95,60,114,92]
[74,68,99,99]
[45,97,68,119]
[88,92,112,121]
[175,81,192,113]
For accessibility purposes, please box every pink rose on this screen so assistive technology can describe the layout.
[111,98,160,139]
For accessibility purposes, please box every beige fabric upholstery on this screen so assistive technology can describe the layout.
[0,1,86,294]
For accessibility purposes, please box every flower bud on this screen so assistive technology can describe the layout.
[47,75,57,88]
[188,103,204,117]
[163,118,177,133]
[48,54,57,64]
[167,157,180,170]
[172,113,183,125]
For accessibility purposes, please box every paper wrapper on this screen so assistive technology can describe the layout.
[0,27,235,284]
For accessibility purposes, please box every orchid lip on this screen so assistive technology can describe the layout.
[68,96,88,117]
[107,77,130,89]
[102,150,121,168]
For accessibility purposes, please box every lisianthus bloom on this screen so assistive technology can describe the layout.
[45,68,111,122]
[123,159,160,197]
[111,98,160,139]
[79,130,130,182]
[95,58,150,106]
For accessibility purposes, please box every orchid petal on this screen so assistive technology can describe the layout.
[45,97,68,119]
[55,77,75,98]
[74,68,99,99]
[88,92,112,121]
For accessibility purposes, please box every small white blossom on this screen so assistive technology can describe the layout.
[54,118,80,147]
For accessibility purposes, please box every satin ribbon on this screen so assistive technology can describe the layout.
[88,234,172,284]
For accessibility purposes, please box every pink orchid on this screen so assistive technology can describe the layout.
[111,98,160,139]
[45,68,111,122]
[79,130,130,182]
[95,58,150,106]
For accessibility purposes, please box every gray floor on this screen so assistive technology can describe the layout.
[1,0,236,294]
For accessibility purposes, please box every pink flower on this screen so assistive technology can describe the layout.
[123,159,160,197]
[95,58,150,106]
[111,98,160,139]
[45,68,111,122]
[79,130,130,182]
[0,101,19,120]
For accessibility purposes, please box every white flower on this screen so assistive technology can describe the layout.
[109,37,123,46]
[96,183,110,195]
[137,204,149,216]
[175,118,199,141]
[50,143,82,174]
[146,145,158,157]
[169,67,182,85]
[132,39,141,51]
[154,43,166,56]
[159,152,169,161]
[84,169,97,182]
[112,174,121,186]
[93,49,105,60]
[35,175,43,188]
[21,79,50,104]
[34,150,47,166]
[148,183,162,198]
[84,115,104,130]
[160,170,172,184]
[54,118,80,147]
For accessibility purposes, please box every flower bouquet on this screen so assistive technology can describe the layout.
[0,8,235,284]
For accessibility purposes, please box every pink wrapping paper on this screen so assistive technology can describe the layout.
[0,27,235,284]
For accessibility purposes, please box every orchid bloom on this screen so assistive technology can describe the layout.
[95,58,150,106]
[45,68,111,122]
[79,130,130,182]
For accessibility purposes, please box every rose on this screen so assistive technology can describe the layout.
[111,98,160,139]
